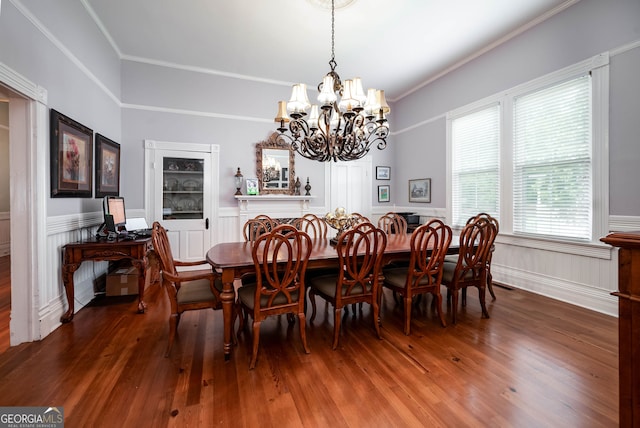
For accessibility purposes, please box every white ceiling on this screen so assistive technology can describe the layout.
[84,0,575,101]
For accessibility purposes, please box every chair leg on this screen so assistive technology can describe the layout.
[462,287,467,306]
[309,289,318,322]
[298,311,310,354]
[478,286,490,319]
[165,313,179,357]
[487,270,497,300]
[434,292,447,327]
[403,295,412,335]
[372,299,381,340]
[332,307,342,350]
[237,302,245,335]
[249,320,261,369]
[451,289,459,324]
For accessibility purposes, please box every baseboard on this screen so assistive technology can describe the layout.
[493,266,617,317]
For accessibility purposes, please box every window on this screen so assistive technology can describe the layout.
[448,54,608,244]
[450,104,500,227]
[513,75,592,240]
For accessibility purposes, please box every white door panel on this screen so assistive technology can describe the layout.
[330,157,372,218]
[145,141,219,263]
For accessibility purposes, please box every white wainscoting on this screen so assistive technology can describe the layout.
[0,212,9,256]
[31,209,639,340]
[39,209,147,339]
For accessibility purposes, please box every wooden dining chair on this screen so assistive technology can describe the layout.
[382,219,452,334]
[242,218,271,242]
[236,224,312,369]
[377,212,408,235]
[151,221,223,357]
[350,212,370,225]
[295,213,328,239]
[308,222,387,349]
[465,212,499,301]
[441,217,496,324]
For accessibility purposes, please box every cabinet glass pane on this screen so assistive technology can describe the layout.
[162,157,204,220]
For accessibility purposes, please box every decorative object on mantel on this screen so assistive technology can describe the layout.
[246,178,259,195]
[294,177,301,195]
[234,167,244,196]
[305,177,311,196]
[324,207,357,245]
[272,0,390,162]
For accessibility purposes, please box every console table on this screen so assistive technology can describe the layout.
[60,237,154,323]
[600,231,640,427]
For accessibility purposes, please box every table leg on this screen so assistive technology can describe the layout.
[220,268,236,361]
[131,257,148,313]
[61,262,80,323]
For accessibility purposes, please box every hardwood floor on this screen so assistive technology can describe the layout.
[0,264,617,427]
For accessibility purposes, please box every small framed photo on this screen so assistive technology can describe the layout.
[376,166,390,180]
[95,134,120,198]
[409,178,431,203]
[50,109,93,198]
[378,185,390,203]
[246,178,259,195]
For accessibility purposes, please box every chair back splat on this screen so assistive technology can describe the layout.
[377,212,408,235]
[236,224,312,369]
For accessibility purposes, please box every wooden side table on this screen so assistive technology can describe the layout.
[61,237,154,323]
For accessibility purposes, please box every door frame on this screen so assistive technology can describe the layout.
[0,62,48,345]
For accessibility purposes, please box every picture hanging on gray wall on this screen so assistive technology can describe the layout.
[409,178,431,203]
[50,109,93,198]
[95,134,120,198]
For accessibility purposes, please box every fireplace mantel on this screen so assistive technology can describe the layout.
[234,195,316,237]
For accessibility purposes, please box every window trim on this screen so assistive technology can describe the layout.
[446,53,610,255]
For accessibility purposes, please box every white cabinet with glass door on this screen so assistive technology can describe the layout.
[145,140,219,262]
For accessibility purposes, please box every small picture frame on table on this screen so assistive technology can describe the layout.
[409,178,431,203]
[95,134,120,198]
[50,109,93,198]
[246,178,259,195]
[376,166,390,180]
[378,185,390,203]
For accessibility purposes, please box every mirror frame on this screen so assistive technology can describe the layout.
[256,132,295,195]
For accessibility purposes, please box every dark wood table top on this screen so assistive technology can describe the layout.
[206,234,460,270]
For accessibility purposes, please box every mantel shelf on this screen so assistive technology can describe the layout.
[235,195,316,202]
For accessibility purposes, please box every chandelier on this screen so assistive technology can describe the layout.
[274,0,390,162]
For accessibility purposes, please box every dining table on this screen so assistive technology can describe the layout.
[206,232,461,360]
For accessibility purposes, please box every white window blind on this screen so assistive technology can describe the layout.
[451,104,500,227]
[513,75,592,240]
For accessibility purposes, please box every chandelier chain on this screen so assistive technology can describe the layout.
[273,0,390,162]
[330,0,336,69]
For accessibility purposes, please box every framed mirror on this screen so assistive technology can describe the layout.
[256,132,295,195]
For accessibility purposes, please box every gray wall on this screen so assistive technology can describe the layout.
[0,0,121,216]
[394,0,640,215]
[0,0,638,217]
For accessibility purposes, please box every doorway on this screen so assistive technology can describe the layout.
[0,66,47,346]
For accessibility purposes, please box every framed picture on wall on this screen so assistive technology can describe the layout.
[50,109,93,198]
[409,178,431,203]
[376,166,390,180]
[95,134,120,198]
[378,185,390,202]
